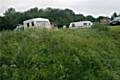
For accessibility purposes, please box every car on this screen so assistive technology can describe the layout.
[110,17,120,26]
[110,21,120,26]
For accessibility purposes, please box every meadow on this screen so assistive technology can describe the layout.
[0,26,120,80]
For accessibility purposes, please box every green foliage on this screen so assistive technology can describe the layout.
[0,11,24,30]
[85,15,96,22]
[4,8,16,16]
[0,29,120,80]
[92,23,110,31]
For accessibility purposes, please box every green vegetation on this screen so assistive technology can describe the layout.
[0,28,120,80]
[110,26,120,32]
[92,23,110,31]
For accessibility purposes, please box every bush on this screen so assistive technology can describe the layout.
[92,23,110,31]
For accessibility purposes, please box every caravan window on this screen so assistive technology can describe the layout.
[83,23,87,26]
[88,23,91,25]
[31,22,34,26]
[72,24,75,27]
[27,23,29,27]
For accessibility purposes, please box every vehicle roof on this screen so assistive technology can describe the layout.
[70,21,92,24]
[24,18,49,23]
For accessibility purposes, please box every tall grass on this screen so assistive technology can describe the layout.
[0,28,120,80]
[110,26,120,33]
[92,23,110,31]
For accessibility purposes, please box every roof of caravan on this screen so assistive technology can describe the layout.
[24,18,50,23]
[71,21,92,24]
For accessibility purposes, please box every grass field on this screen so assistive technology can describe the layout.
[0,27,120,80]
[110,26,120,32]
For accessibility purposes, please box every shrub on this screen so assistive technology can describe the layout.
[92,23,110,31]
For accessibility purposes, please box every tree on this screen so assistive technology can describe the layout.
[85,15,96,22]
[4,8,16,16]
[96,16,107,22]
[73,14,85,23]
[0,17,5,30]
[1,8,24,30]
[111,12,118,20]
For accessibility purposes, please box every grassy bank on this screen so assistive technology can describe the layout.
[0,28,120,80]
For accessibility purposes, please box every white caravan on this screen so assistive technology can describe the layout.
[15,18,51,30]
[69,21,93,29]
[24,18,51,29]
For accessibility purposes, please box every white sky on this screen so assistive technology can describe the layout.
[0,0,120,17]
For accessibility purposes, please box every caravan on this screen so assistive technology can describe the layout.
[69,21,93,29]
[15,18,51,30]
[110,17,120,25]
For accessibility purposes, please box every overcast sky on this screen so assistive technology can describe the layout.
[0,0,120,17]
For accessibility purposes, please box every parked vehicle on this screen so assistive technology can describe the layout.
[24,18,51,29]
[15,18,51,30]
[69,21,93,29]
[110,17,120,26]
[110,21,120,26]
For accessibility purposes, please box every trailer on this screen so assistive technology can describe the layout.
[69,21,93,29]
[15,18,51,30]
[23,18,51,29]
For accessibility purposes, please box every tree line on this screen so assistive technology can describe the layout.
[0,7,119,30]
